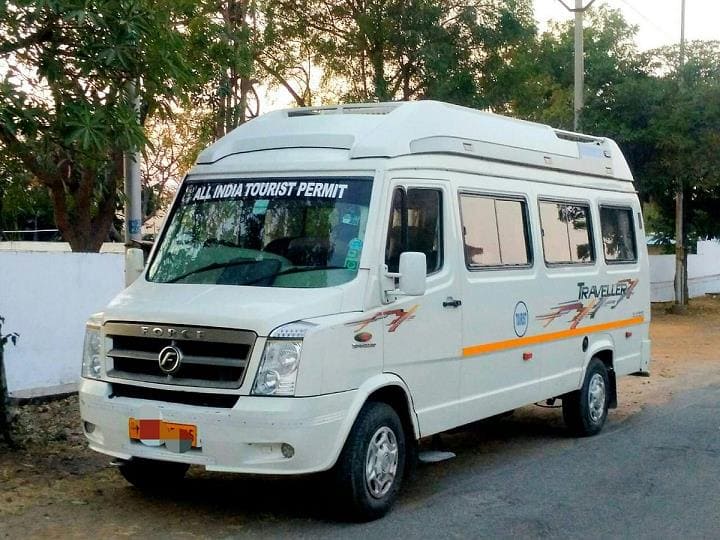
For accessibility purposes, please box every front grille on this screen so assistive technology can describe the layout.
[110,383,240,408]
[104,322,256,389]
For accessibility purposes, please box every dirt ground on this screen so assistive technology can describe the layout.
[1,297,719,537]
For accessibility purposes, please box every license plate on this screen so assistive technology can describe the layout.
[129,418,199,453]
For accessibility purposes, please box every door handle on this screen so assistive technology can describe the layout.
[443,297,462,308]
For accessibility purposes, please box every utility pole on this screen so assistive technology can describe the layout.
[124,82,142,246]
[557,0,596,131]
[673,0,687,311]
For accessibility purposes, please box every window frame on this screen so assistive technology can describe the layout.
[458,190,534,271]
[384,185,445,276]
[538,197,596,267]
[599,204,638,265]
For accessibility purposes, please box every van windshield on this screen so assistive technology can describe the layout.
[147,177,373,288]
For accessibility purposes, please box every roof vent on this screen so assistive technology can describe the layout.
[554,129,603,144]
[287,103,402,117]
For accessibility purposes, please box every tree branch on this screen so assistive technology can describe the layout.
[255,56,307,107]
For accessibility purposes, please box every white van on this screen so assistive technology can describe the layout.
[80,101,651,520]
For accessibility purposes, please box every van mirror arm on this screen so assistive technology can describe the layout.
[382,267,401,303]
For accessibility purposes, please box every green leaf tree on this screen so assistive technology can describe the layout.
[0,0,192,252]
[269,0,535,107]
[505,5,642,129]
[0,151,55,240]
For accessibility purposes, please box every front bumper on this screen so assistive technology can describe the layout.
[79,379,356,474]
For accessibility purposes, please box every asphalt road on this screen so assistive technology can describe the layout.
[8,384,716,538]
[192,383,720,539]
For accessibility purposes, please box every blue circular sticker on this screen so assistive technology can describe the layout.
[513,301,529,337]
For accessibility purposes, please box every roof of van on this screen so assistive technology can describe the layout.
[195,101,634,181]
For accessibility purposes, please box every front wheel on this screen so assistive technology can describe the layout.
[118,457,190,492]
[332,402,406,521]
[563,357,610,437]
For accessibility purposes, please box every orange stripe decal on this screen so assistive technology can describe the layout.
[462,316,645,357]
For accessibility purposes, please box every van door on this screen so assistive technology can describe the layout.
[535,198,600,397]
[456,191,543,424]
[381,180,462,436]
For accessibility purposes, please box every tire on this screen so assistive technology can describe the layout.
[332,402,406,521]
[118,457,189,492]
[563,357,610,437]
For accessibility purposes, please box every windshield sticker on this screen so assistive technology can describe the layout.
[186,179,368,203]
[344,238,363,270]
[342,212,360,226]
[537,278,639,329]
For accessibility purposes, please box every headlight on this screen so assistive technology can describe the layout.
[252,322,314,396]
[252,340,302,396]
[81,325,103,379]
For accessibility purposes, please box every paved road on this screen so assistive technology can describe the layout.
[187,383,720,539]
[9,384,717,538]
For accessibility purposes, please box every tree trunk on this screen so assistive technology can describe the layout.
[48,156,122,252]
[370,47,389,101]
[673,182,688,311]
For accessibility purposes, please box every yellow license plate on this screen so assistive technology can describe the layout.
[129,418,198,451]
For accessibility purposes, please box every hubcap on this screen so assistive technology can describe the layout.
[365,426,399,499]
[588,373,606,423]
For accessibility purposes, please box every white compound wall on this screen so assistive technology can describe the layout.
[0,240,718,397]
[649,240,720,302]
[0,243,124,397]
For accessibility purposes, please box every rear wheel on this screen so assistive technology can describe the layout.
[332,402,406,521]
[118,457,189,491]
[563,357,610,437]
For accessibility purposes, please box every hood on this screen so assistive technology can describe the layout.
[102,278,349,336]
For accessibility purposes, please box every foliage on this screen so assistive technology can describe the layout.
[1,0,718,258]
[0,0,193,251]
[269,0,535,107]
[140,110,211,226]
[582,41,720,246]
[183,1,262,138]
[642,42,720,243]
[506,5,642,129]
[0,151,55,240]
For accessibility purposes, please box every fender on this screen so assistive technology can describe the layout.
[583,334,617,408]
[321,373,419,471]
[584,334,615,372]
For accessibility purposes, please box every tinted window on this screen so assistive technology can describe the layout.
[385,188,442,274]
[600,206,637,263]
[460,194,531,268]
[539,201,594,264]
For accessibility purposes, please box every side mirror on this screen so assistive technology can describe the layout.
[398,252,427,296]
[125,247,145,286]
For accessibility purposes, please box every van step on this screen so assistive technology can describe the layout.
[418,450,456,463]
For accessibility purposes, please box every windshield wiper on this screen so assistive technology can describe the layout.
[245,265,347,285]
[166,258,258,283]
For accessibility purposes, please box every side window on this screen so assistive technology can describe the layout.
[600,206,637,263]
[460,194,531,268]
[385,187,443,274]
[539,200,594,264]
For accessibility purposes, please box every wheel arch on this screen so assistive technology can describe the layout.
[587,345,617,409]
[326,373,419,471]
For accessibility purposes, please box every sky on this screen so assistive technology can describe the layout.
[534,0,720,51]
